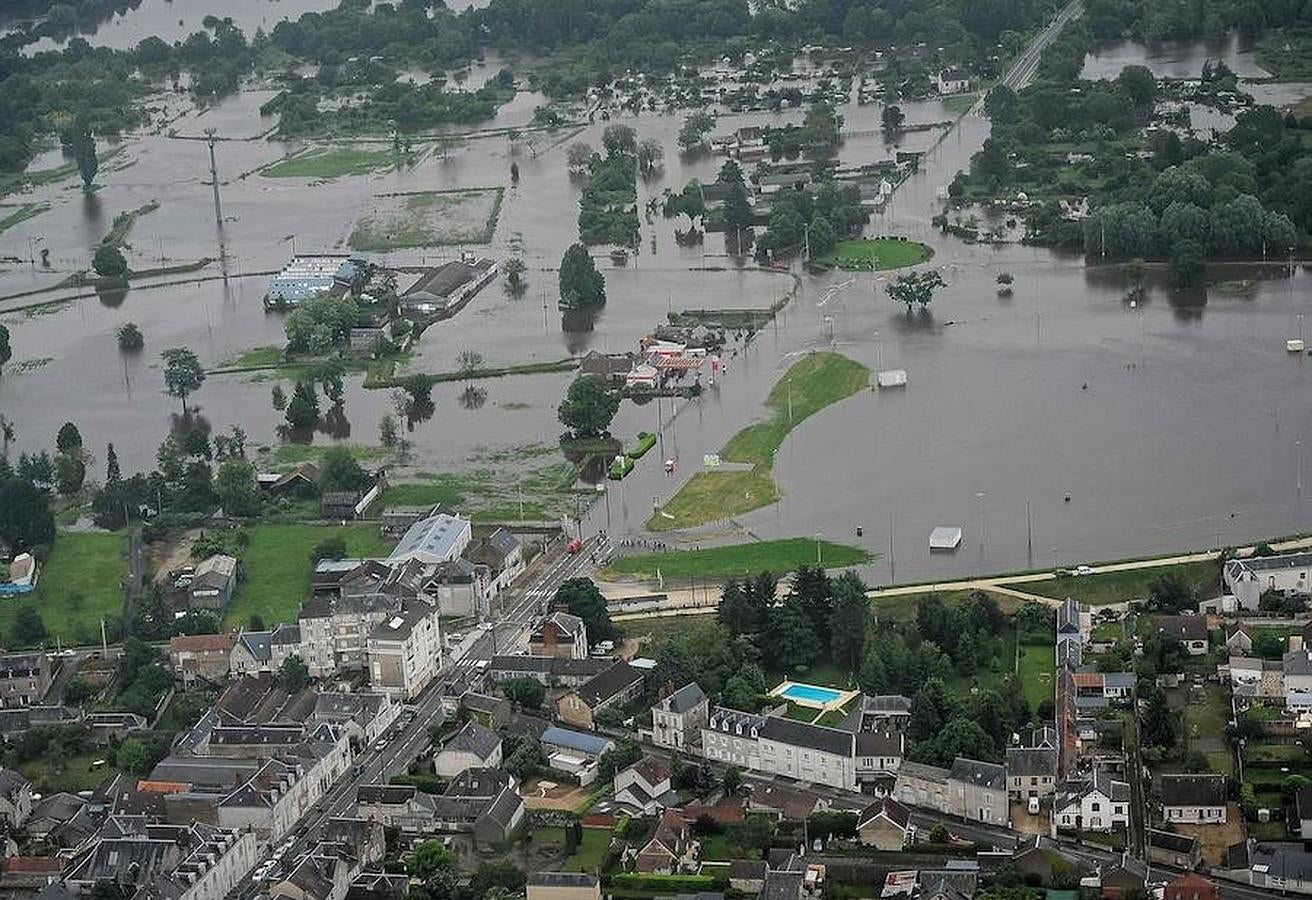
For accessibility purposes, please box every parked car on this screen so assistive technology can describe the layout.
[1075,565,1094,576]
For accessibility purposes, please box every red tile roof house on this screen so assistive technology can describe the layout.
[1164,873,1218,900]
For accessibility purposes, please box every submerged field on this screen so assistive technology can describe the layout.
[348,187,503,251]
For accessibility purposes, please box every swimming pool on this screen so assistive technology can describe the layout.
[777,682,844,705]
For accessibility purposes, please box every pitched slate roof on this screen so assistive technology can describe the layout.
[1006,747,1058,778]
[656,682,707,715]
[1161,774,1226,807]
[527,872,598,888]
[574,662,644,707]
[855,731,903,757]
[949,757,1006,791]
[1153,614,1208,643]
[442,721,500,760]
[758,717,855,758]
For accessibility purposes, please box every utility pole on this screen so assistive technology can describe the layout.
[204,129,223,227]
[100,617,108,657]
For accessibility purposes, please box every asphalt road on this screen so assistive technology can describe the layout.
[229,534,606,898]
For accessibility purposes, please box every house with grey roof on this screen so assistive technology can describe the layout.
[189,554,237,610]
[702,707,767,772]
[1153,615,1210,655]
[380,505,439,539]
[312,691,399,743]
[652,682,709,751]
[1056,598,1088,646]
[557,662,645,730]
[949,758,1008,825]
[1147,828,1201,869]
[530,611,590,660]
[356,784,439,833]
[1006,746,1058,799]
[399,258,498,318]
[460,691,511,728]
[855,730,904,783]
[0,652,51,707]
[614,755,677,815]
[433,721,502,778]
[1225,550,1312,610]
[488,655,611,686]
[856,796,913,850]
[1161,774,1227,824]
[1052,771,1130,833]
[431,768,525,844]
[469,528,525,596]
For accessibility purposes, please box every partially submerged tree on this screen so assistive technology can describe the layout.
[116,322,144,352]
[558,375,620,438]
[161,347,206,414]
[888,271,946,311]
[558,244,605,309]
[93,245,128,279]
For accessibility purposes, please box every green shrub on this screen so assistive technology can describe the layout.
[628,432,657,458]
[610,874,723,893]
[608,456,634,480]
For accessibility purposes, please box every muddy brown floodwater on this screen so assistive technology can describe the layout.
[1,36,1311,584]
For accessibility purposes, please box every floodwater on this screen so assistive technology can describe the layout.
[2,35,1311,584]
[5,0,493,53]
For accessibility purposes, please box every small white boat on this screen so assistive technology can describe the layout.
[1287,339,1304,353]
[877,369,908,389]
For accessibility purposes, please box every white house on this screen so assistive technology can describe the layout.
[937,67,971,94]
[855,731,904,784]
[387,514,472,566]
[614,756,676,815]
[0,769,32,828]
[651,683,709,752]
[1052,772,1130,834]
[433,721,502,779]
[1006,747,1058,800]
[1225,551,1312,610]
[1286,649,1312,709]
[1161,774,1227,824]
[1153,615,1210,655]
[470,528,525,598]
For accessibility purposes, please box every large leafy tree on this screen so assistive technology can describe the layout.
[214,458,263,517]
[558,243,605,309]
[554,577,617,645]
[829,572,870,673]
[0,473,56,552]
[558,375,620,438]
[161,348,206,414]
[888,271,946,310]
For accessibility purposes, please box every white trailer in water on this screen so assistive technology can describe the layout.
[928,526,963,551]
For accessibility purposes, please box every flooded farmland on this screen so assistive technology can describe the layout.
[2,33,1311,583]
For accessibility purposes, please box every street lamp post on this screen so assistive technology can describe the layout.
[815,532,823,565]
[975,492,986,548]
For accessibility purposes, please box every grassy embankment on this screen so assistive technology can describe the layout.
[0,202,48,234]
[1018,560,1219,607]
[648,351,869,531]
[0,533,127,647]
[604,537,871,579]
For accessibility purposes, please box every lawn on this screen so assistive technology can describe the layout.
[814,238,934,272]
[941,94,977,114]
[650,352,869,531]
[1018,560,1220,607]
[20,752,120,793]
[1017,642,1055,712]
[604,537,871,579]
[260,145,406,179]
[562,827,613,873]
[0,532,127,647]
[223,524,394,628]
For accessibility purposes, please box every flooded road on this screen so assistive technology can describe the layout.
[1,33,1310,583]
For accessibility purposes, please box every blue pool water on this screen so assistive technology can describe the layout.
[779,682,843,704]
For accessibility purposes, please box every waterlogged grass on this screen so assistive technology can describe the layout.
[814,238,934,272]
[224,524,394,628]
[101,200,159,249]
[375,452,578,523]
[0,533,128,648]
[651,352,869,531]
[605,537,871,579]
[0,202,48,234]
[261,145,408,179]
[348,187,503,251]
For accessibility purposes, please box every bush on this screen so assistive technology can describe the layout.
[608,456,634,480]
[628,432,657,458]
[610,875,722,893]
